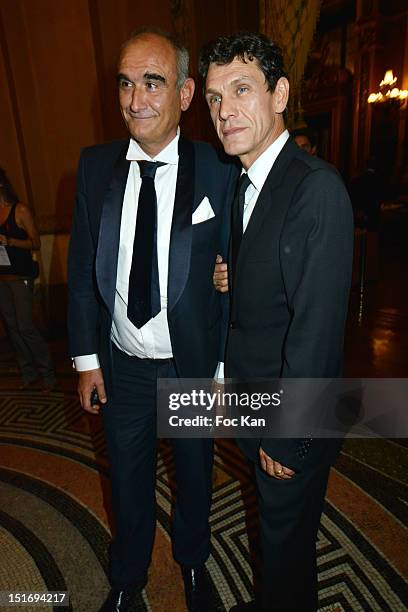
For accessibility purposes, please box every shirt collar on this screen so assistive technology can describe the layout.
[245,130,289,192]
[126,127,180,165]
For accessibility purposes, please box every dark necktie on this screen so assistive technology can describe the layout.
[127,160,165,328]
[231,172,251,286]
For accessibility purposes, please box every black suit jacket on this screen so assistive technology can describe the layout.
[68,135,238,392]
[225,137,354,471]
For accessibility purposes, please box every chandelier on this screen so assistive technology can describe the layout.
[367,70,408,105]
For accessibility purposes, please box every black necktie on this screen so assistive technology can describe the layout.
[127,160,165,328]
[231,172,251,286]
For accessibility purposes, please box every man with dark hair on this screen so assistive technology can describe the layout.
[200,32,353,611]
[68,29,237,612]
[292,127,317,155]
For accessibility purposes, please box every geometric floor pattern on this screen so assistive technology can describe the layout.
[0,386,407,611]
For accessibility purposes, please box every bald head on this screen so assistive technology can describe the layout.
[120,28,189,89]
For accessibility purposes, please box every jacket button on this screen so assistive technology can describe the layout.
[230,321,237,329]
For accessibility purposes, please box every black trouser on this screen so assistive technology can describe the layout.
[0,278,55,385]
[102,346,214,589]
[255,458,331,612]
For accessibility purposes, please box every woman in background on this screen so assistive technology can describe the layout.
[0,168,56,391]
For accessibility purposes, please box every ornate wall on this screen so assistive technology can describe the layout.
[352,0,408,180]
[1,0,407,286]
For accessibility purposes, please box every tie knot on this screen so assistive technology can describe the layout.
[238,172,251,196]
[138,160,166,179]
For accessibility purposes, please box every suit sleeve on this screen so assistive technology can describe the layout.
[260,167,354,469]
[67,150,101,358]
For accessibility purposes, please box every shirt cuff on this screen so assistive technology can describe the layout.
[213,361,225,383]
[73,354,100,371]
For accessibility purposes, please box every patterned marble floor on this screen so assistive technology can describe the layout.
[0,208,407,610]
[0,370,407,611]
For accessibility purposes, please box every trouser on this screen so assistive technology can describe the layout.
[0,278,55,384]
[102,346,214,589]
[255,458,332,612]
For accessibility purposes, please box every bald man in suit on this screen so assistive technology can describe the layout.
[68,29,237,612]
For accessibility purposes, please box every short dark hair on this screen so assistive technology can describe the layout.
[199,31,287,92]
[292,127,317,148]
[0,168,19,206]
[120,27,189,89]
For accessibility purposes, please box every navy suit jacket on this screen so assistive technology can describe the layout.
[68,135,238,392]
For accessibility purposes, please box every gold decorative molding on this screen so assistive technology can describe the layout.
[259,0,322,126]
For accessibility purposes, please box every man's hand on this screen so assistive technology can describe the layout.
[78,368,107,414]
[213,254,229,293]
[259,447,295,480]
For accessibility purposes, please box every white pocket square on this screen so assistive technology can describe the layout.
[192,197,215,224]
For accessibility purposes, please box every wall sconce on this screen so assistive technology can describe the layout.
[367,70,408,105]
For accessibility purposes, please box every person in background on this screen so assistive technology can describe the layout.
[349,157,384,231]
[0,168,56,392]
[292,127,317,156]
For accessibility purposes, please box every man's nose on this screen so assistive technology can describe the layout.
[218,97,235,121]
[129,86,147,112]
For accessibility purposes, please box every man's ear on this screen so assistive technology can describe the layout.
[273,77,289,113]
[180,77,195,111]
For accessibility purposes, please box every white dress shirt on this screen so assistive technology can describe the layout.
[74,131,180,370]
[243,130,289,232]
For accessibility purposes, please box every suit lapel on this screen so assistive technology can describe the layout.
[168,135,194,312]
[237,138,297,266]
[96,144,130,315]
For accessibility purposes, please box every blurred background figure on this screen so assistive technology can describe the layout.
[0,168,56,391]
[292,127,317,156]
[348,157,385,283]
[349,157,384,232]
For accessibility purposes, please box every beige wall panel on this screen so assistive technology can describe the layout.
[88,0,174,141]
[0,18,28,205]
[39,233,70,285]
[0,0,103,233]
